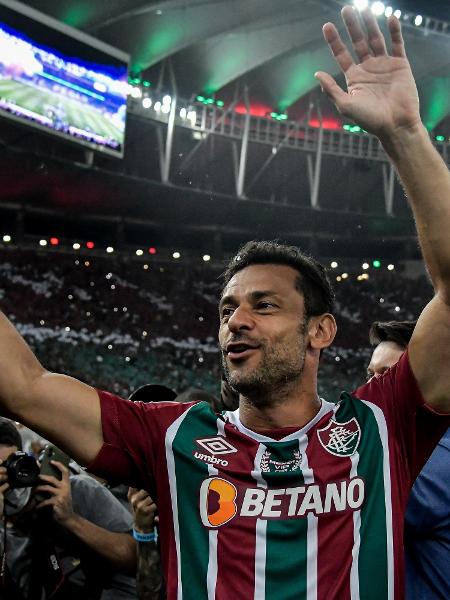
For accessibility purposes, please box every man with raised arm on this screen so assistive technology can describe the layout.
[0,6,450,599]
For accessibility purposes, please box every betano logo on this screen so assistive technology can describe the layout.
[199,477,238,527]
[199,476,365,528]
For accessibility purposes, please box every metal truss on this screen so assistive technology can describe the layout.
[128,91,450,215]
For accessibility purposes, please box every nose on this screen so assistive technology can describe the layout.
[226,305,254,333]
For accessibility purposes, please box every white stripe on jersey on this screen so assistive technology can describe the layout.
[206,417,226,600]
[361,400,394,600]
[298,433,318,600]
[350,451,361,600]
[165,405,198,600]
[252,443,268,600]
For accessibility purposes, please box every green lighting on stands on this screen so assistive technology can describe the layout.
[142,80,151,87]
[435,135,446,142]
[270,111,288,121]
[373,260,381,268]
[195,95,224,108]
[343,123,366,133]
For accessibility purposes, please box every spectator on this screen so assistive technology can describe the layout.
[128,487,162,600]
[0,419,137,599]
[368,320,450,600]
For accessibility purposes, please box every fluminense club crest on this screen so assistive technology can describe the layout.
[317,417,361,457]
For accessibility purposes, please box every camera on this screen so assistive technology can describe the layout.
[4,451,40,489]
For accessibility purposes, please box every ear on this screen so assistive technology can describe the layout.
[307,314,337,350]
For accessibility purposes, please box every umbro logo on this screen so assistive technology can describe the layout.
[196,436,238,456]
[193,436,237,468]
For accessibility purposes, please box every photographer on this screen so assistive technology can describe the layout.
[0,419,137,599]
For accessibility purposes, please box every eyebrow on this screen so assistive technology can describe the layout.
[219,290,279,311]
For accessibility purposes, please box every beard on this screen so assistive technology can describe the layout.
[221,321,308,405]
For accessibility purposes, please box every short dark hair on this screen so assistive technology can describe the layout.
[222,240,334,317]
[369,320,416,349]
[0,418,22,450]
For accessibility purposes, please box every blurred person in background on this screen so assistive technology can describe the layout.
[368,320,450,600]
[128,487,162,600]
[0,419,137,599]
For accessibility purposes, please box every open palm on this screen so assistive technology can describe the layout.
[316,6,421,139]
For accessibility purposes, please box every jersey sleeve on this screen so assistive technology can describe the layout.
[87,390,196,490]
[354,350,450,481]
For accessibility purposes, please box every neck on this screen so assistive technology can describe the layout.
[238,379,321,432]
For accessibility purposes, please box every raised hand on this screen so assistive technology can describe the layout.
[35,460,74,524]
[315,6,421,140]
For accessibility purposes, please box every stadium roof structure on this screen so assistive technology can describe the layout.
[1,0,450,260]
[20,0,450,131]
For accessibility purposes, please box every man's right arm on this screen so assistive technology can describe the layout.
[0,311,103,465]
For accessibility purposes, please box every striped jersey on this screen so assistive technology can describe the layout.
[89,352,449,600]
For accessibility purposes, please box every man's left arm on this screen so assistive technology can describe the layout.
[316,6,450,412]
[35,461,137,573]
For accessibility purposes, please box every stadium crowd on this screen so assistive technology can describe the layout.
[0,246,433,399]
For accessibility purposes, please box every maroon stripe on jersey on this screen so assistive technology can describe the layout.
[214,422,261,600]
[305,419,354,599]
[382,409,408,600]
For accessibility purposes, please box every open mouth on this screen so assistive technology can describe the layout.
[226,343,260,361]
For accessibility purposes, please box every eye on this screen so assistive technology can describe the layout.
[220,307,234,319]
[256,301,276,310]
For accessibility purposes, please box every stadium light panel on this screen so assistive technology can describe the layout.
[39,240,47,246]
[373,260,381,268]
[131,87,142,99]
[436,135,445,142]
[384,6,393,17]
[163,95,172,105]
[142,97,152,109]
[136,249,144,256]
[203,255,211,262]
[371,2,385,16]
[73,242,81,250]
[86,241,95,249]
[387,264,395,271]
[161,103,171,114]
[50,237,59,246]
[2,235,11,243]
[216,100,225,107]
[414,15,423,26]
[330,261,338,269]
[354,0,369,9]
[179,108,187,119]
[154,102,161,112]
[172,251,181,259]
[395,306,401,312]
[106,247,114,253]
[393,9,401,18]
[342,273,349,279]
[148,247,157,255]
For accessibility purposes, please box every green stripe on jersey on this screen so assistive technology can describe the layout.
[337,394,389,599]
[261,440,308,600]
[171,403,220,599]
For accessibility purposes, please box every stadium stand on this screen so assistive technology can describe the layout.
[0,246,433,400]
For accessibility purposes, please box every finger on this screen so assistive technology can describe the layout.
[51,461,69,480]
[39,474,60,487]
[388,14,406,58]
[36,498,54,509]
[34,484,58,495]
[127,487,138,501]
[322,22,354,73]
[360,8,388,56]
[341,6,372,62]
[0,482,9,493]
[315,71,349,109]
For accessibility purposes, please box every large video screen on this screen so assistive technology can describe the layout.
[0,0,129,158]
